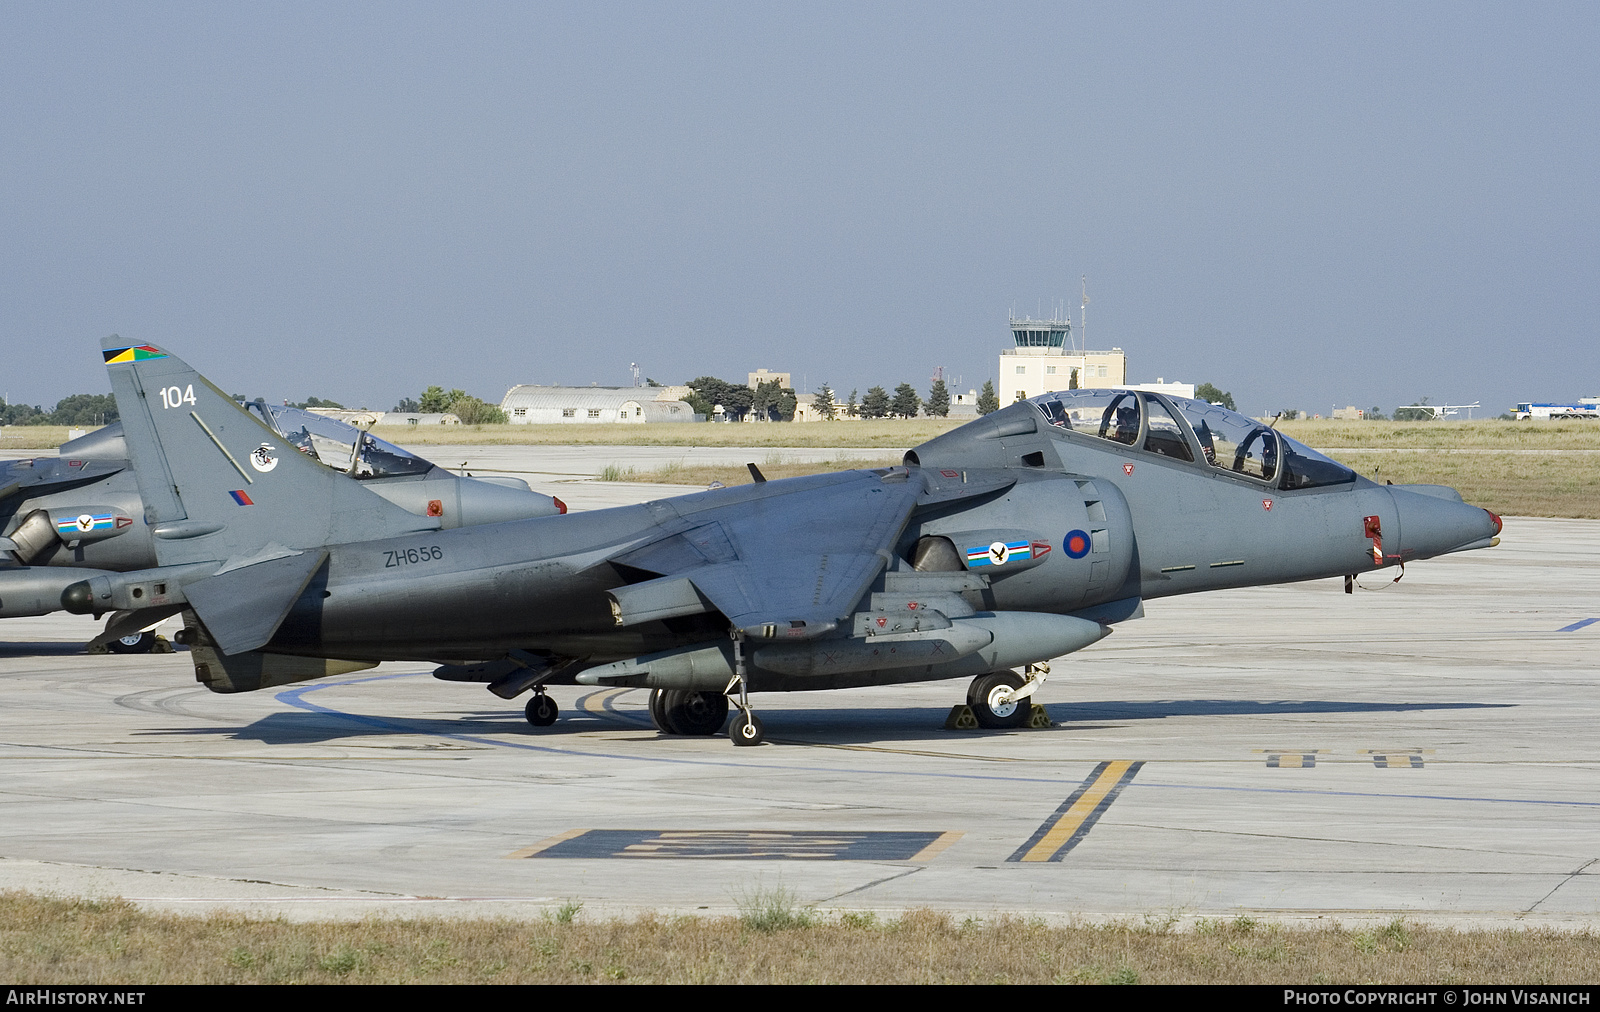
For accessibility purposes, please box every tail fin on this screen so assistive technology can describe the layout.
[102,336,440,567]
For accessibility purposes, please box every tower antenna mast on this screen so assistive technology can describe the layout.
[1079,276,1088,356]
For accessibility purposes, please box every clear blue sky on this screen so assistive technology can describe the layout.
[4,3,1595,418]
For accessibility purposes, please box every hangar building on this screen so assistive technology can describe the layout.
[499,385,700,424]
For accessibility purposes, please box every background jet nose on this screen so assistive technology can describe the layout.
[1387,484,1501,561]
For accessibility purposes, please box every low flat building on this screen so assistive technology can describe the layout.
[1127,379,1197,399]
[499,385,700,424]
[309,408,460,426]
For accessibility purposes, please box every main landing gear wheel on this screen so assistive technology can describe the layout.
[968,671,1030,729]
[662,690,728,736]
[107,631,157,654]
[524,692,559,727]
[648,688,672,732]
[729,711,765,747]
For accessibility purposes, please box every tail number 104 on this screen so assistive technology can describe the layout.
[158,385,196,409]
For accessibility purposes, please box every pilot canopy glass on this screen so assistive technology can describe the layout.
[246,403,435,479]
[1031,390,1144,447]
[1030,390,1356,490]
[1172,398,1355,489]
[1173,399,1280,483]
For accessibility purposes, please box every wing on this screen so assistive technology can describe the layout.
[610,468,925,640]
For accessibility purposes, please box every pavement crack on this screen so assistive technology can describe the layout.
[817,865,925,903]
[1523,857,1598,914]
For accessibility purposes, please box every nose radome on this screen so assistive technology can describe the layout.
[1387,484,1500,561]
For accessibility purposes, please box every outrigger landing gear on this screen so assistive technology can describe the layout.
[524,689,559,727]
[966,662,1050,729]
[725,630,765,746]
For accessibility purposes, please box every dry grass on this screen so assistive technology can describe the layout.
[0,426,79,451]
[369,419,968,448]
[1337,450,1598,519]
[4,894,1599,984]
[1279,418,1600,451]
[599,453,902,487]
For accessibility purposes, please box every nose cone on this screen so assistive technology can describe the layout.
[1387,484,1500,561]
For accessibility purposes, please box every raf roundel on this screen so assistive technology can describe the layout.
[1064,529,1092,559]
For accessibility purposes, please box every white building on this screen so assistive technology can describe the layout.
[1000,316,1128,403]
[498,385,700,424]
[309,408,460,426]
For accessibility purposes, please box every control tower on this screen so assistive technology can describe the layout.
[999,315,1126,403]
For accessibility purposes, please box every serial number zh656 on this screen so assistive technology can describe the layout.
[385,546,443,567]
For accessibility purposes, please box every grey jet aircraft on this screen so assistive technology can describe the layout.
[0,387,565,650]
[51,338,1499,745]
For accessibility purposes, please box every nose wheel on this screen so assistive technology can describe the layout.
[967,670,1032,729]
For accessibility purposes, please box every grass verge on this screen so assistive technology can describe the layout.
[4,894,1599,984]
[1336,450,1598,519]
[369,419,968,448]
[597,453,901,487]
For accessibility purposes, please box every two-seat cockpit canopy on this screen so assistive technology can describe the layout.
[1028,389,1355,490]
[244,402,435,480]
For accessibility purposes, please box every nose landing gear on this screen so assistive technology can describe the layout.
[966,663,1050,729]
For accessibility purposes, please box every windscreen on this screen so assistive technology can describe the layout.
[1277,432,1356,489]
[245,403,435,479]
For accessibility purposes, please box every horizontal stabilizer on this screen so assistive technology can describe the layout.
[183,550,328,655]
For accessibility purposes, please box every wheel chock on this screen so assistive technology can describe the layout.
[85,642,109,655]
[944,705,979,730]
[944,703,1053,730]
[152,635,174,654]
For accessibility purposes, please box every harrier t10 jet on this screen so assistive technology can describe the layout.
[0,380,565,650]
[72,339,1498,744]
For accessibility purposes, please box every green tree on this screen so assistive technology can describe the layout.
[925,378,949,417]
[1068,368,1079,390]
[419,386,466,413]
[1194,383,1236,411]
[1279,409,1301,420]
[450,395,507,425]
[686,376,752,421]
[976,380,999,416]
[813,383,836,420]
[1368,406,1387,420]
[392,396,421,412]
[890,382,922,419]
[291,396,345,410]
[0,398,45,425]
[845,389,858,418]
[776,388,797,422]
[751,378,784,421]
[47,393,119,426]
[861,385,890,419]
